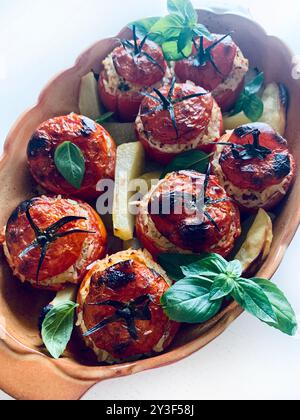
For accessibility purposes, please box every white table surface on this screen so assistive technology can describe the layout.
[0,0,299,401]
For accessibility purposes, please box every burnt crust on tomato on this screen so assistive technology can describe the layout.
[91,260,136,290]
[27,113,116,200]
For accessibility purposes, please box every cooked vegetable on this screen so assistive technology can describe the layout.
[79,72,102,120]
[161,253,297,336]
[140,171,161,190]
[235,209,273,275]
[224,83,288,135]
[113,142,145,241]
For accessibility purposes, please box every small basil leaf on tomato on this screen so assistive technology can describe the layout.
[54,141,85,189]
[161,278,222,323]
[41,301,78,359]
[160,150,210,179]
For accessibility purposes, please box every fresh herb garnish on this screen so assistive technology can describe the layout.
[231,72,265,121]
[18,206,94,282]
[142,77,208,138]
[95,112,114,124]
[54,141,85,189]
[192,33,233,74]
[160,150,211,179]
[41,301,78,359]
[161,253,297,336]
[132,0,212,61]
[120,26,165,73]
[84,295,152,340]
[217,127,272,161]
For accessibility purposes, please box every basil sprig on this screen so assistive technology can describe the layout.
[160,150,211,179]
[161,253,297,336]
[131,0,212,61]
[231,72,265,122]
[54,141,86,189]
[41,301,78,359]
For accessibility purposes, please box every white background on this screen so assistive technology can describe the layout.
[0,0,300,401]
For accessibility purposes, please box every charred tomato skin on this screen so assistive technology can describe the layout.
[214,123,296,210]
[136,82,223,164]
[3,196,107,291]
[99,40,167,122]
[27,113,116,200]
[136,171,241,258]
[174,35,246,112]
[78,253,179,361]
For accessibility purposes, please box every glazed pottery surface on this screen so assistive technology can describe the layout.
[0,9,300,400]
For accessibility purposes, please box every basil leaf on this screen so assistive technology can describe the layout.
[41,301,78,359]
[168,0,197,24]
[243,95,264,122]
[244,72,264,96]
[150,14,184,44]
[54,141,85,189]
[95,112,114,124]
[193,24,213,40]
[130,17,160,37]
[231,92,247,116]
[178,28,194,54]
[162,40,192,61]
[160,150,210,179]
[182,253,228,280]
[251,278,298,336]
[210,274,235,301]
[161,278,222,323]
[158,253,205,280]
[227,260,243,279]
[232,278,277,323]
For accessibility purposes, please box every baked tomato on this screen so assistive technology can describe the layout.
[135,81,223,164]
[211,123,296,211]
[3,196,107,291]
[99,31,168,122]
[77,249,179,363]
[136,170,241,258]
[27,113,116,200]
[174,34,249,112]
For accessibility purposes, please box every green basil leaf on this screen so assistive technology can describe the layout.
[95,112,114,124]
[161,278,222,323]
[193,24,213,40]
[162,40,192,61]
[160,150,210,179]
[232,278,277,323]
[177,28,194,54]
[227,260,243,279]
[244,72,264,96]
[209,274,235,301]
[251,278,298,336]
[168,0,197,24]
[158,253,205,280]
[150,14,184,44]
[182,253,228,280]
[243,94,264,122]
[130,17,160,37]
[231,92,247,116]
[41,301,78,359]
[54,141,85,189]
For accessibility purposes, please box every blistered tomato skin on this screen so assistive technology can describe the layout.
[174,35,247,112]
[136,171,241,258]
[79,258,179,361]
[3,196,107,291]
[27,113,116,200]
[99,40,167,122]
[220,124,295,191]
[136,83,223,164]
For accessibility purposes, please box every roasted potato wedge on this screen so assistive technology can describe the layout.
[140,171,161,190]
[113,142,145,241]
[224,83,288,135]
[79,72,102,120]
[235,209,273,275]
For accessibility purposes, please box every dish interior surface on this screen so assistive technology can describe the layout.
[0,10,300,400]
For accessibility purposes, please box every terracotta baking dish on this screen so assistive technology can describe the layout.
[0,8,299,401]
